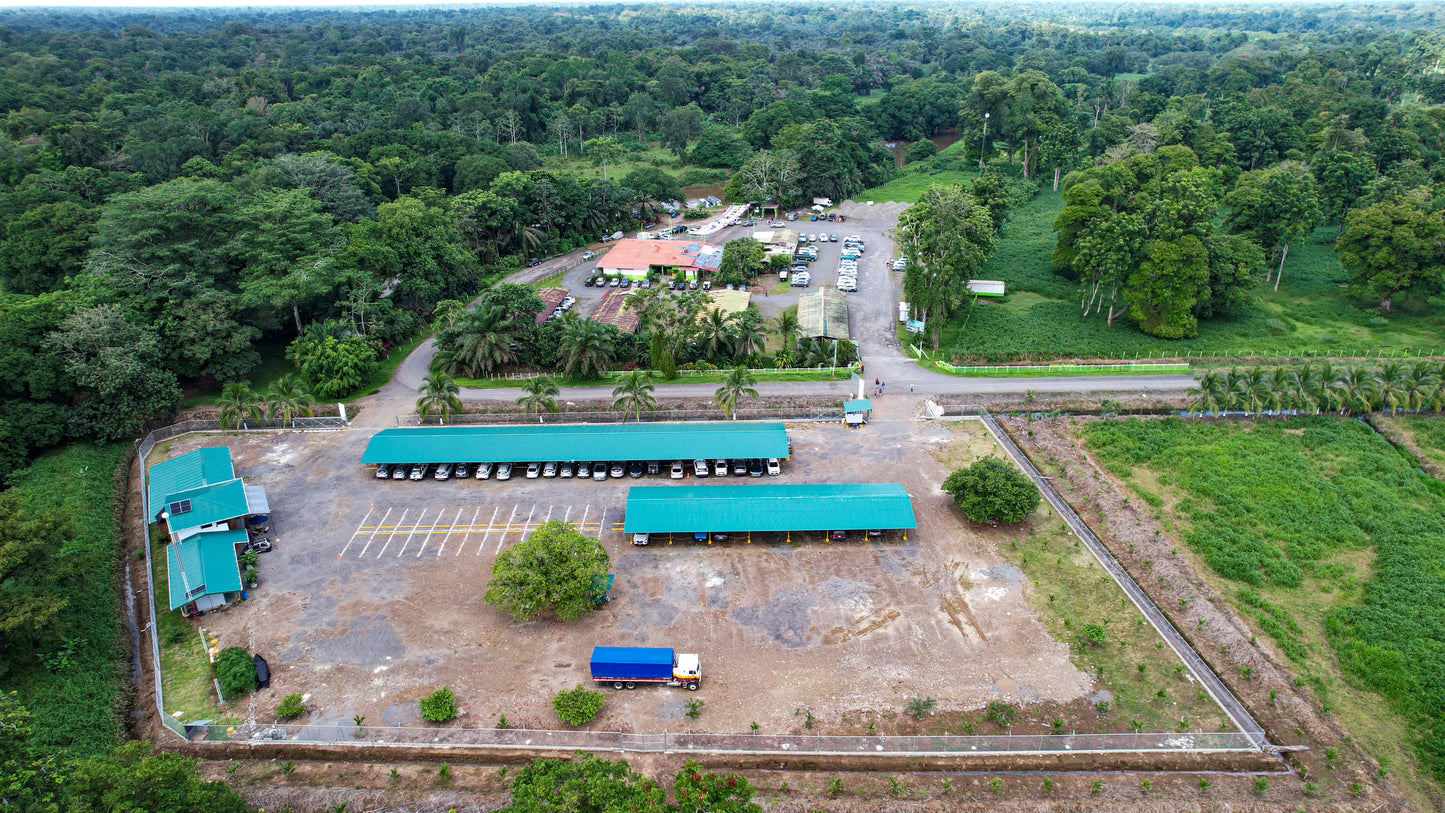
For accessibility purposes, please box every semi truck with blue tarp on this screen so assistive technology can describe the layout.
[589,646,701,691]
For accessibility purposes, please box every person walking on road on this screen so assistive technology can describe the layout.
[909,383,915,393]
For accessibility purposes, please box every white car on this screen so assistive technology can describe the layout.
[542,461,558,478]
[766,458,781,476]
[496,462,513,481]
[893,258,908,270]
[670,460,686,479]
[693,458,710,477]
[714,459,728,477]
[632,533,650,546]
[526,461,541,479]
[476,462,493,479]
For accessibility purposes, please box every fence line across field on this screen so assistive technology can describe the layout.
[187,721,1261,755]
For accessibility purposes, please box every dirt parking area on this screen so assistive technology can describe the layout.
[155,407,1225,738]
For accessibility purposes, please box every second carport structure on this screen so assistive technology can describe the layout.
[624,483,916,542]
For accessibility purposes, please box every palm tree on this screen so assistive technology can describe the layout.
[772,309,800,346]
[729,313,766,359]
[416,373,463,424]
[1403,362,1442,412]
[714,366,760,419]
[1236,365,1269,415]
[263,375,314,427]
[516,375,560,415]
[1332,366,1378,415]
[445,308,518,376]
[218,382,263,429]
[611,370,656,422]
[700,309,732,363]
[559,317,617,380]
[1266,366,1293,414]
[1308,361,1341,414]
[1376,361,1408,414]
[1187,371,1228,415]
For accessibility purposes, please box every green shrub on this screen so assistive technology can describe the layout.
[551,685,606,726]
[419,687,458,722]
[276,694,306,719]
[985,701,1017,728]
[1081,623,1107,645]
[905,697,936,719]
[942,457,1041,524]
[214,647,257,698]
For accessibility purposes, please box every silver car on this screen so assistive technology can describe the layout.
[496,462,513,481]
[475,462,494,479]
[542,461,558,478]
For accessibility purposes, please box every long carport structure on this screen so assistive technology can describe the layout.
[624,483,916,539]
[361,423,790,466]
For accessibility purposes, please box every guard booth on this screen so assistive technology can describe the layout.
[843,398,872,427]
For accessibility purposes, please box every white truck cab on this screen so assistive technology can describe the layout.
[671,653,702,690]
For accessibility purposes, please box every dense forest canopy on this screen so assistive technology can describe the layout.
[0,2,1442,478]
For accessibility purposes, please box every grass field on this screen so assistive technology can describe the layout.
[936,190,1445,362]
[856,168,977,204]
[7,443,131,758]
[1081,417,1445,787]
[539,144,678,183]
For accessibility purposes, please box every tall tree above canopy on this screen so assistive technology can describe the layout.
[83,177,261,379]
[236,189,345,335]
[1338,189,1445,312]
[1224,160,1321,290]
[898,184,996,340]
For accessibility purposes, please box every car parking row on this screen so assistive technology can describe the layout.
[375,457,782,483]
[788,234,866,290]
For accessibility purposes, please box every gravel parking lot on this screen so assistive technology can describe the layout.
[161,412,1106,736]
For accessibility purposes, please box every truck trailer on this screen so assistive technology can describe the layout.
[590,646,701,691]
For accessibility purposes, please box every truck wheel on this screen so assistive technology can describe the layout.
[625,681,636,690]
[612,681,624,689]
[687,682,699,691]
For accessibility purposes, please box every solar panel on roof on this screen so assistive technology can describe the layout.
[169,499,192,515]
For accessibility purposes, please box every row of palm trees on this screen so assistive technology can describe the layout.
[1188,361,1445,415]
[218,376,317,429]
[415,367,763,423]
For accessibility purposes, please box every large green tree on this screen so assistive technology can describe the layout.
[484,521,610,622]
[942,457,1041,525]
[1224,160,1321,291]
[44,305,182,439]
[1338,190,1445,312]
[898,184,996,338]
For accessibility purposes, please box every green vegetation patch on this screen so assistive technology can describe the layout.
[857,169,977,204]
[5,443,131,758]
[938,191,1445,362]
[1082,417,1445,779]
[1393,416,1445,473]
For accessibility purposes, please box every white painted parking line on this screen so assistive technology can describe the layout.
[579,505,590,537]
[454,506,481,556]
[340,505,376,558]
[495,504,519,555]
[478,506,500,555]
[407,511,446,557]
[355,506,391,558]
[518,505,536,543]
[543,504,553,524]
[431,506,466,557]
[597,506,607,540]
[384,508,428,558]
[368,508,405,558]
[563,506,572,525]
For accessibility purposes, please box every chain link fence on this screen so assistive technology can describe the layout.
[181,721,1256,755]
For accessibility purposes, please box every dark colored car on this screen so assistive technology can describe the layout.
[647,460,661,475]
[732,459,748,476]
[526,257,542,267]
[748,458,764,477]
[628,461,644,478]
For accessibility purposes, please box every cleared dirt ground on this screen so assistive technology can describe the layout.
[151,403,1225,741]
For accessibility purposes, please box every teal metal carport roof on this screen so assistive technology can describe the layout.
[362,423,790,465]
[623,484,916,533]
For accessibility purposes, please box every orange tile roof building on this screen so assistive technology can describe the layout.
[596,238,723,280]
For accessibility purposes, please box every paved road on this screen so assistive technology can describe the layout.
[379,205,1197,415]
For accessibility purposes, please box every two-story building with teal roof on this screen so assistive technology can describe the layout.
[146,447,269,616]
